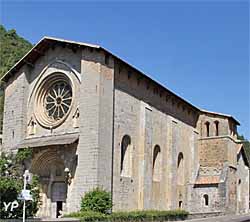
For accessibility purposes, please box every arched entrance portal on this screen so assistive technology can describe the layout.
[31,149,68,218]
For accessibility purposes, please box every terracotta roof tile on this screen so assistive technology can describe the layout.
[195,176,220,185]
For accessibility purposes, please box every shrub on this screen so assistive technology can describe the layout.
[110,210,189,221]
[65,209,189,221]
[81,187,112,214]
[65,211,107,221]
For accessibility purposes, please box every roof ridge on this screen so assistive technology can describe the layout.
[1,36,240,125]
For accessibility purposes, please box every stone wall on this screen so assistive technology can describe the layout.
[197,130,240,214]
[236,152,249,214]
[198,113,232,138]
[26,46,82,138]
[199,136,238,168]
[189,184,221,213]
[199,138,228,168]
[2,45,115,216]
[2,66,29,152]
[112,61,199,211]
[68,48,114,213]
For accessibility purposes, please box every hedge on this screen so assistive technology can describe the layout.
[65,209,189,221]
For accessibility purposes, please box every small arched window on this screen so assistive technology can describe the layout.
[179,201,183,209]
[177,152,184,185]
[120,135,132,177]
[152,145,161,181]
[205,122,210,137]
[214,121,219,136]
[203,194,209,206]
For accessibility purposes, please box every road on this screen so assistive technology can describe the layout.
[2,214,250,222]
[181,214,250,222]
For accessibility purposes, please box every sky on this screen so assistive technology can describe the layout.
[1,1,249,139]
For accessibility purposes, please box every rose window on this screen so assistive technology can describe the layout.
[34,73,74,129]
[44,81,72,121]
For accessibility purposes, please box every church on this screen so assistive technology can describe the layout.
[1,37,249,218]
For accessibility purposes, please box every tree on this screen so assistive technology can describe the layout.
[0,148,40,219]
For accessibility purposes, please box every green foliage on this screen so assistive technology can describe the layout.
[81,188,112,214]
[16,148,33,163]
[0,24,33,132]
[65,210,189,222]
[111,210,189,221]
[0,176,23,218]
[0,152,40,219]
[65,211,107,221]
[237,134,250,161]
[25,174,41,218]
[0,25,32,78]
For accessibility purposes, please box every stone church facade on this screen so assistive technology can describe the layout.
[1,37,249,218]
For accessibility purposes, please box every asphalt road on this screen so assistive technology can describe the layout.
[181,214,250,222]
[2,215,250,222]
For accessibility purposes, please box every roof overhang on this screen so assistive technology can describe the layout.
[17,133,79,149]
[201,109,240,125]
[1,36,240,124]
[1,36,100,83]
[195,176,220,185]
[1,36,200,113]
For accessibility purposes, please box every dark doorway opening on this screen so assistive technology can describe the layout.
[56,201,63,218]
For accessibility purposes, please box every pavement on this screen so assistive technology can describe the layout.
[37,219,79,221]
[2,214,250,222]
[181,214,250,222]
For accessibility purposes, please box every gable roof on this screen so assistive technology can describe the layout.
[1,37,100,82]
[0,36,240,125]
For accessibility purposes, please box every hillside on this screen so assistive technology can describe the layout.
[0,25,33,131]
[0,25,32,78]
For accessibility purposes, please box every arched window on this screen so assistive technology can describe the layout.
[179,201,183,208]
[214,121,219,136]
[205,122,210,137]
[203,194,209,206]
[177,152,184,185]
[152,145,161,181]
[120,135,132,177]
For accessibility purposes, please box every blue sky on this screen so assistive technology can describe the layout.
[1,1,249,139]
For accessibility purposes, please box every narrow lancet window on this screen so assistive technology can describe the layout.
[177,152,184,185]
[215,121,219,136]
[203,194,209,206]
[120,135,132,177]
[152,145,161,181]
[205,122,210,137]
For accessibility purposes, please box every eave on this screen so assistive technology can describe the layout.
[1,36,241,126]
